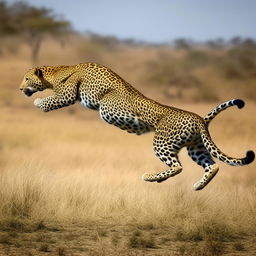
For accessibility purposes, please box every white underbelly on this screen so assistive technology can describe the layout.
[79,98,99,110]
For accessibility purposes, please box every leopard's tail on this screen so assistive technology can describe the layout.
[200,125,255,166]
[204,99,245,126]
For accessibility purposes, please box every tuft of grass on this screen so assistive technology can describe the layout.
[57,247,66,256]
[233,242,245,251]
[0,218,27,232]
[111,233,120,246]
[161,236,171,244]
[137,223,155,230]
[35,233,53,243]
[174,221,234,243]
[128,231,156,249]
[8,231,18,238]
[203,239,225,256]
[35,221,47,231]
[39,243,50,252]
[200,222,234,242]
[175,244,187,256]
[128,231,141,248]
[98,229,108,237]
[175,230,203,242]
[0,233,12,245]
[175,240,225,256]
[0,218,53,234]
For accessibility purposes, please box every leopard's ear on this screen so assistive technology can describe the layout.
[34,68,43,78]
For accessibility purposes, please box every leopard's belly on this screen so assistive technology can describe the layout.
[99,107,154,135]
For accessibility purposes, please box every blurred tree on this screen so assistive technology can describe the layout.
[0,1,15,36]
[242,38,256,48]
[206,38,225,49]
[146,53,201,99]
[85,31,120,50]
[0,1,12,55]
[174,38,192,50]
[0,1,71,63]
[222,47,256,79]
[229,37,256,48]
[230,36,242,46]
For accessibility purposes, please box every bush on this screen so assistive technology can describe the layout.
[221,48,256,79]
[146,52,202,100]
[184,50,213,69]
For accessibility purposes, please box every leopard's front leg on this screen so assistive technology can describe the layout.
[34,81,78,112]
[34,95,73,112]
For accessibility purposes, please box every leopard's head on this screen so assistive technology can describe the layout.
[19,68,46,97]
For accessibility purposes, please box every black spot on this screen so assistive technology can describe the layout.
[219,156,225,161]
[198,156,205,161]
[195,151,204,156]
[173,144,180,150]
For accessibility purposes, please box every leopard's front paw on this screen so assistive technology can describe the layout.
[34,98,42,108]
[142,173,156,182]
[33,98,49,112]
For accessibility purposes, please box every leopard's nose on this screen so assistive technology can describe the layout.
[19,87,23,91]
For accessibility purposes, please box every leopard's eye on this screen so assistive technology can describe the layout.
[25,78,29,81]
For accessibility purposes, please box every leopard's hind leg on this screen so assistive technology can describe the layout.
[187,141,219,190]
[142,133,183,183]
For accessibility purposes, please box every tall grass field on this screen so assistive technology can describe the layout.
[0,40,255,255]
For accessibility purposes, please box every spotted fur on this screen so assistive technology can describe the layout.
[19,63,255,190]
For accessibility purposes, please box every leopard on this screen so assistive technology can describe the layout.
[19,62,255,190]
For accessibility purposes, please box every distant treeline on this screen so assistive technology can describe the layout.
[1,0,256,102]
[83,30,256,50]
[1,1,256,54]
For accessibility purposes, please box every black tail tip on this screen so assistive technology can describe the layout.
[243,150,255,165]
[233,99,245,109]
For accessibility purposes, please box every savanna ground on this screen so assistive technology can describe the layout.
[0,37,256,255]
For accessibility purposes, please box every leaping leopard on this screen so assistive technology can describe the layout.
[19,63,255,190]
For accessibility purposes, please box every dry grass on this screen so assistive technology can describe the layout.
[0,40,255,255]
[0,102,255,255]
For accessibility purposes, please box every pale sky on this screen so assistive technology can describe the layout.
[6,0,256,42]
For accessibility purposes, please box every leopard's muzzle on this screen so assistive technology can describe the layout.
[21,87,37,97]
